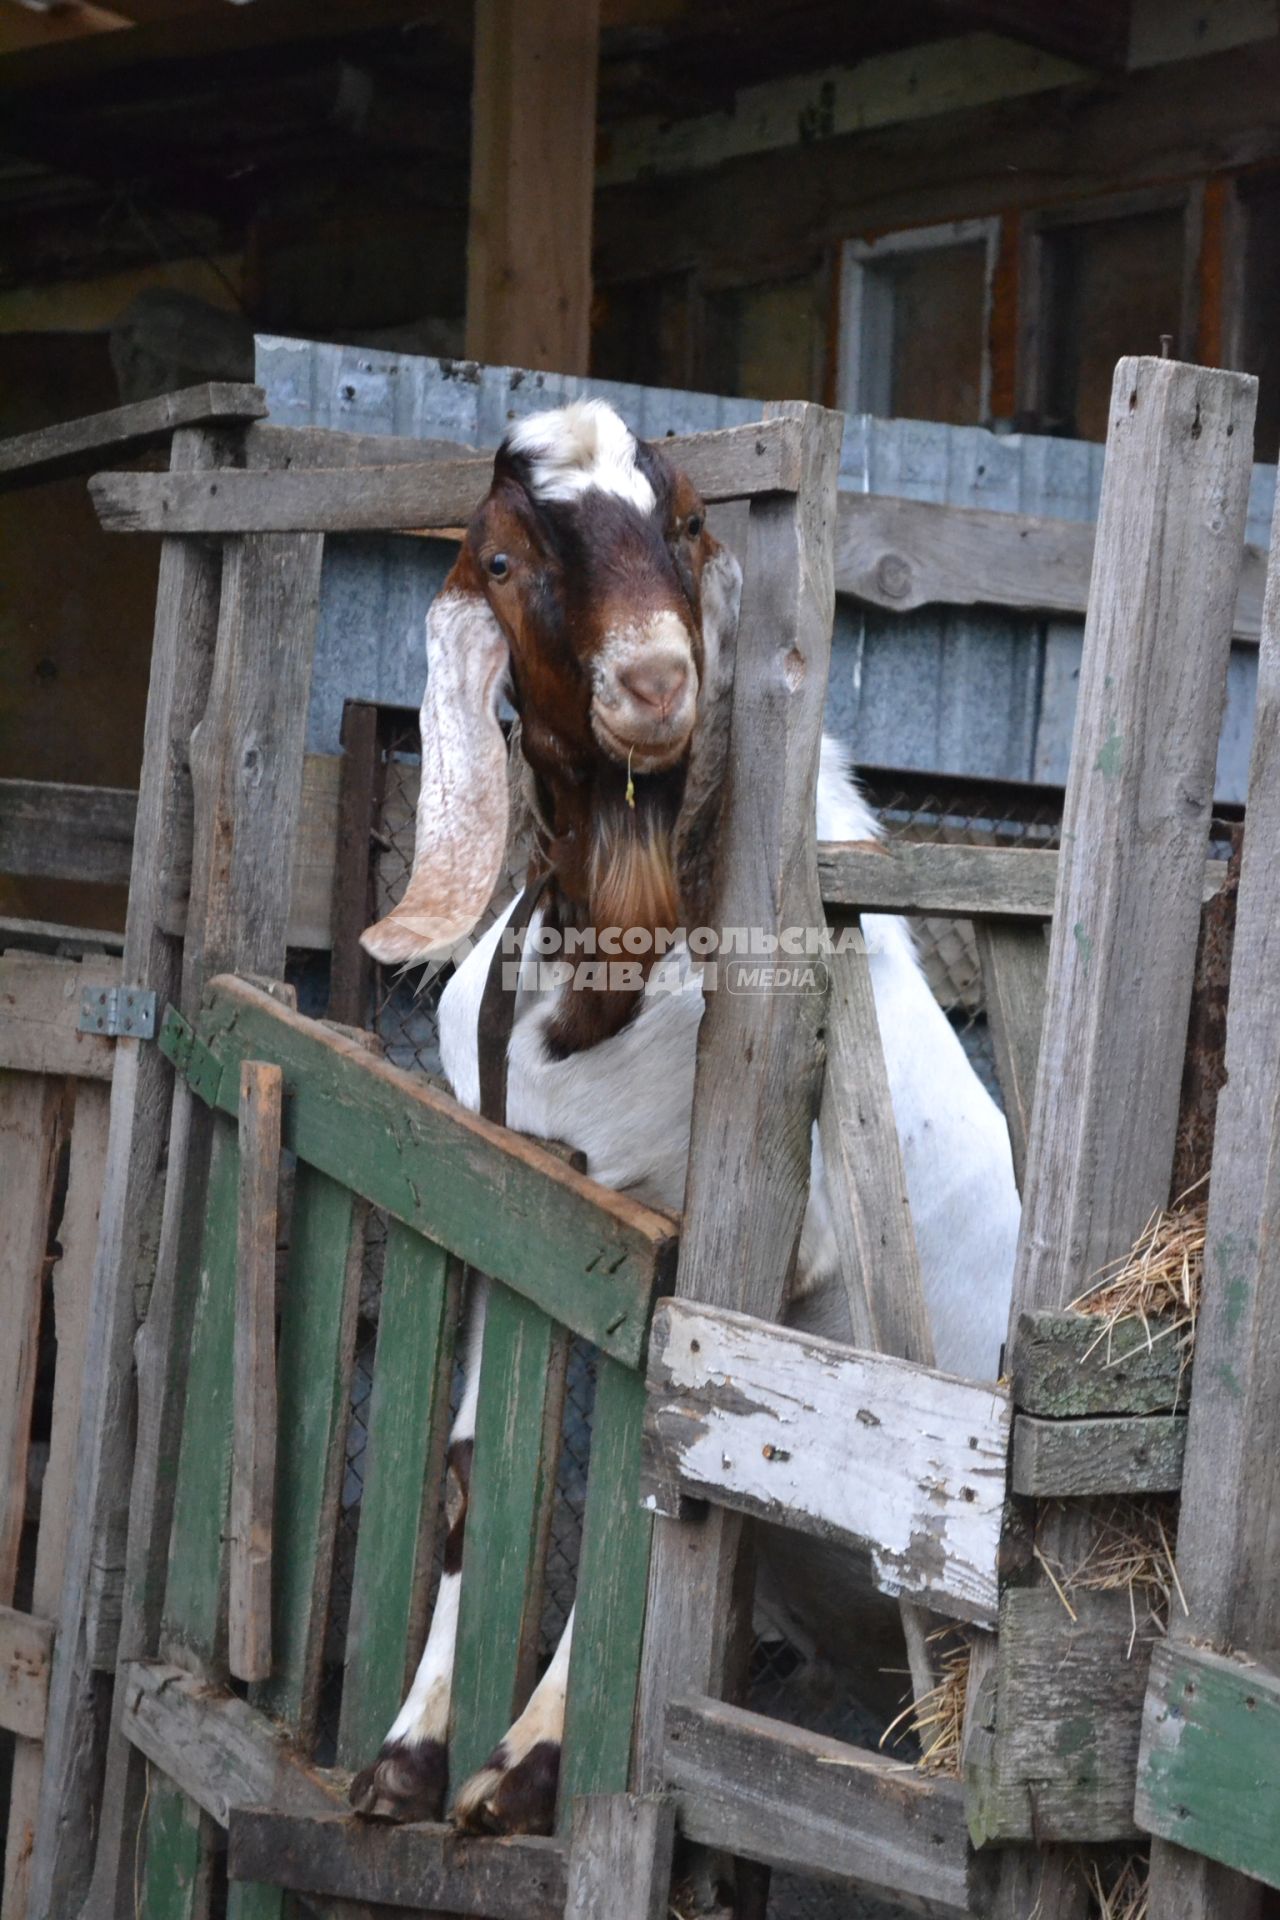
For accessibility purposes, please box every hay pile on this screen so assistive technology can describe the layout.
[881,1625,972,1778]
[1068,1182,1207,1389]
[1034,1496,1186,1653]
[1088,1852,1149,1920]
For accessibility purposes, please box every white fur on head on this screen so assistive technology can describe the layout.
[361,589,510,966]
[507,400,655,512]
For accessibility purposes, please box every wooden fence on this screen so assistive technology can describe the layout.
[0,362,1277,1920]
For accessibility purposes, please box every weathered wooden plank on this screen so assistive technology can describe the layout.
[816,918,930,1361]
[559,1358,653,1815]
[1011,355,1255,1322]
[1146,388,1280,1920]
[251,1165,362,1748]
[327,702,380,1025]
[0,778,135,886]
[450,1283,568,1788]
[819,841,1225,919]
[2,1073,109,1918]
[34,420,236,1920]
[0,1073,66,1607]
[243,423,471,470]
[634,402,845,1805]
[974,920,1046,1194]
[88,418,805,533]
[0,381,265,491]
[564,1795,675,1920]
[162,976,678,1370]
[337,1225,456,1770]
[1011,1413,1185,1497]
[0,951,120,1081]
[119,1661,347,1829]
[835,491,1268,644]
[967,1589,1153,1844]
[1138,1643,1280,1891]
[664,1696,987,1915]
[0,1606,52,1741]
[227,1810,567,1919]
[1011,1310,1188,1416]
[229,1061,282,1685]
[642,1301,1009,1626]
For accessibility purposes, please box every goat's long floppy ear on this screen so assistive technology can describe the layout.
[361,587,510,965]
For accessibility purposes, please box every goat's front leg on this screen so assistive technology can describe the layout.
[451,1605,573,1835]
[348,1279,488,1822]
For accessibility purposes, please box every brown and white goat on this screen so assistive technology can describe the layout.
[351,400,1020,1835]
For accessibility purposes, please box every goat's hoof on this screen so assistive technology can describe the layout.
[349,1737,447,1822]
[451,1739,560,1836]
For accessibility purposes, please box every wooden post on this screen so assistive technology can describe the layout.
[465,0,600,374]
[630,402,843,1908]
[1142,435,1280,1919]
[229,1061,282,1685]
[27,419,238,1920]
[64,521,324,1920]
[565,1795,675,1920]
[983,358,1255,1914]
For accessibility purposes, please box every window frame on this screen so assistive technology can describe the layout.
[837,217,1001,423]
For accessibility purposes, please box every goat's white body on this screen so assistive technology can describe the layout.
[439,736,1018,1381]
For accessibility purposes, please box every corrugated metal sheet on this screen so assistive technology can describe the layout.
[257,336,1261,798]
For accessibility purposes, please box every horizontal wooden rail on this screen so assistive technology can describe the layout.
[89,417,805,533]
[1011,1309,1188,1416]
[1137,1642,1280,1890]
[837,491,1268,643]
[1011,1411,1185,1497]
[161,976,677,1368]
[0,951,120,1080]
[664,1696,987,1916]
[820,841,1227,918]
[0,382,266,493]
[118,1660,348,1828]
[0,777,136,887]
[0,1604,52,1741]
[642,1299,1009,1624]
[228,1808,567,1918]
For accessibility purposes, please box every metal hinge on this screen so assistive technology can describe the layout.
[78,985,158,1040]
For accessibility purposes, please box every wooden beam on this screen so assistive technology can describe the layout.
[836,493,1268,645]
[227,1807,568,1919]
[974,920,1047,1192]
[0,1604,53,1742]
[0,383,265,494]
[467,0,600,374]
[228,1060,282,1685]
[1139,1643,1280,1892]
[664,1695,988,1916]
[117,1658,348,1829]
[0,951,120,1081]
[931,0,1129,69]
[1011,1411,1185,1496]
[0,777,137,886]
[161,974,677,1370]
[642,1300,1010,1625]
[565,1795,675,1920]
[88,417,806,533]
[1011,1309,1188,1416]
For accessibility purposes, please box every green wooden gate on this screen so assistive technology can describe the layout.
[127,973,675,1917]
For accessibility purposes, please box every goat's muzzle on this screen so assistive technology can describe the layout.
[590,613,699,771]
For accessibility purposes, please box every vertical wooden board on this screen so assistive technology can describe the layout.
[230,1062,283,1685]
[974,917,1047,1193]
[337,1222,455,1771]
[450,1281,568,1789]
[559,1358,653,1818]
[2,1080,111,1920]
[140,1114,239,1920]
[0,1072,65,1608]
[565,1794,675,1920]
[251,1163,361,1743]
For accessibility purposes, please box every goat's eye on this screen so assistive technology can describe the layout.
[685,514,703,539]
[488,552,510,580]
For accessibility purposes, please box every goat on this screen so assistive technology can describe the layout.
[350,400,1020,1835]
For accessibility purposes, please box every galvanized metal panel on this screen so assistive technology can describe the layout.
[256,336,1263,794]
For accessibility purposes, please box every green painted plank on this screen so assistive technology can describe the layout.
[1137,1640,1280,1889]
[337,1222,456,1769]
[143,1115,239,1920]
[162,980,676,1368]
[559,1356,653,1821]
[251,1163,361,1742]
[450,1283,568,1788]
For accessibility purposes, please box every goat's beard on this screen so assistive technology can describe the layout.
[589,807,681,961]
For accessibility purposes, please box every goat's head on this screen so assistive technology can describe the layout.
[362,401,741,974]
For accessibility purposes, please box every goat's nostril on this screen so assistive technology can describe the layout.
[618,658,689,716]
